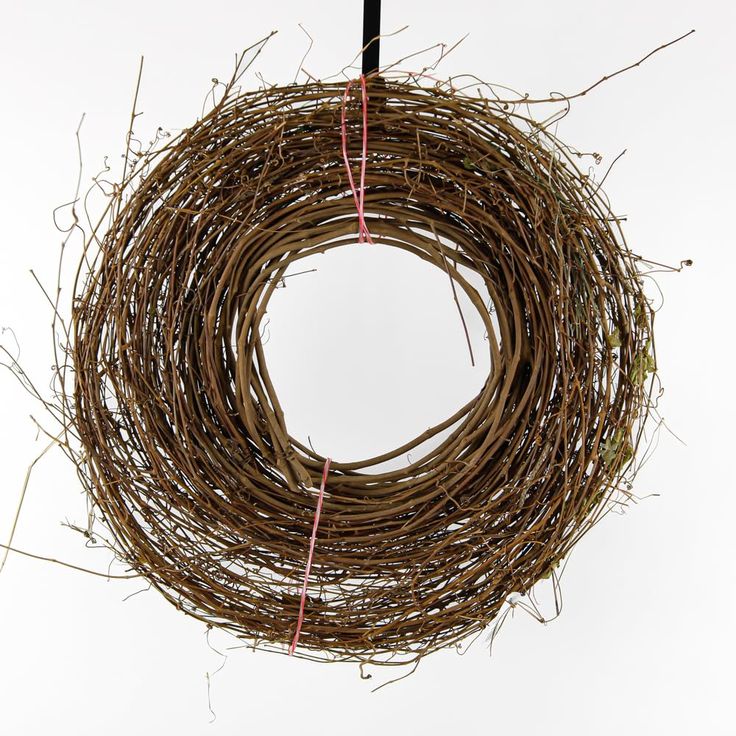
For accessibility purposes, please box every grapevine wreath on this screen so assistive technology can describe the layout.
[49,6,685,666]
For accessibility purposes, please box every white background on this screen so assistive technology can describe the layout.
[0,1,733,734]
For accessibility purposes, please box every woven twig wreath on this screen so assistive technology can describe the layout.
[70,77,655,662]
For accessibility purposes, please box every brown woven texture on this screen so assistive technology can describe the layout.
[69,77,656,663]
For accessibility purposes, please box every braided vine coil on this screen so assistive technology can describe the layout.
[69,78,655,663]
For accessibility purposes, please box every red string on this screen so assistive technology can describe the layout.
[340,75,374,244]
[288,457,332,655]
[289,75,372,656]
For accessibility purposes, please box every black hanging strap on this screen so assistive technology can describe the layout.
[362,0,382,76]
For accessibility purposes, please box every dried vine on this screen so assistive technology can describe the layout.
[58,71,660,664]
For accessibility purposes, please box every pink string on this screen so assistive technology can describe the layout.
[340,75,374,244]
[288,457,332,655]
[289,75,372,656]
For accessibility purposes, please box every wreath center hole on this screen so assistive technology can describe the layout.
[261,243,495,469]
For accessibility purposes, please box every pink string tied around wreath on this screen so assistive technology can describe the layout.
[289,457,332,655]
[289,76,371,656]
[341,74,374,244]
